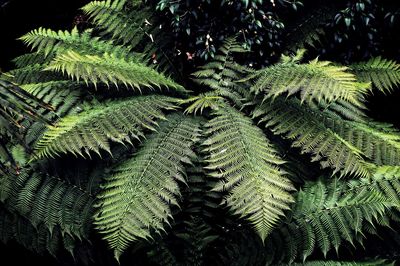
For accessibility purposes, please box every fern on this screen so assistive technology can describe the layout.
[191,36,251,107]
[350,57,400,93]
[82,0,148,47]
[4,170,94,239]
[19,27,140,61]
[250,57,368,105]
[0,79,52,129]
[21,80,81,117]
[44,50,185,91]
[203,104,294,241]
[252,98,371,177]
[266,172,399,263]
[95,114,201,259]
[33,95,177,159]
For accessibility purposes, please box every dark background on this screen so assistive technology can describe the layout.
[1,0,400,265]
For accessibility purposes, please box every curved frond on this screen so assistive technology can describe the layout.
[45,50,185,92]
[253,98,371,177]
[33,95,177,159]
[203,105,294,241]
[350,57,400,93]
[251,58,367,105]
[95,114,201,259]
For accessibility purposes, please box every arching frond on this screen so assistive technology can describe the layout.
[45,50,186,91]
[252,98,371,177]
[251,58,367,105]
[266,173,399,264]
[33,95,177,159]
[95,114,201,259]
[203,105,294,241]
[350,57,400,93]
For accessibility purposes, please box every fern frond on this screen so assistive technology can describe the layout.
[33,95,177,159]
[82,0,150,47]
[21,80,81,117]
[179,93,223,114]
[192,36,251,106]
[7,171,94,238]
[7,64,61,84]
[253,98,371,177]
[203,105,294,241]
[251,58,367,105]
[0,79,52,129]
[95,114,201,259]
[325,120,400,166]
[19,27,140,61]
[45,50,185,92]
[350,57,400,93]
[267,174,398,263]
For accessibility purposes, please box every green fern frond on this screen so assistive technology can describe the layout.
[33,95,177,159]
[251,58,367,105]
[8,171,94,238]
[7,64,61,84]
[350,57,400,93]
[13,52,51,68]
[324,120,400,166]
[95,114,201,259]
[179,93,223,114]
[45,50,185,92]
[252,98,371,177]
[82,0,151,47]
[192,36,251,105]
[21,80,81,117]
[267,173,399,263]
[0,79,52,128]
[203,105,294,241]
[19,27,140,61]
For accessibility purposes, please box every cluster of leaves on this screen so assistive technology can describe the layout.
[1,0,400,265]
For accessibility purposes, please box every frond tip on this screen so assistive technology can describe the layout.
[350,56,400,93]
[204,105,294,241]
[94,114,201,259]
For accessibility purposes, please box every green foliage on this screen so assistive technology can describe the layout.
[45,50,184,91]
[265,169,400,263]
[2,0,400,264]
[204,105,294,241]
[251,56,367,105]
[94,114,201,259]
[33,95,177,159]
[252,98,371,177]
[350,57,400,93]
